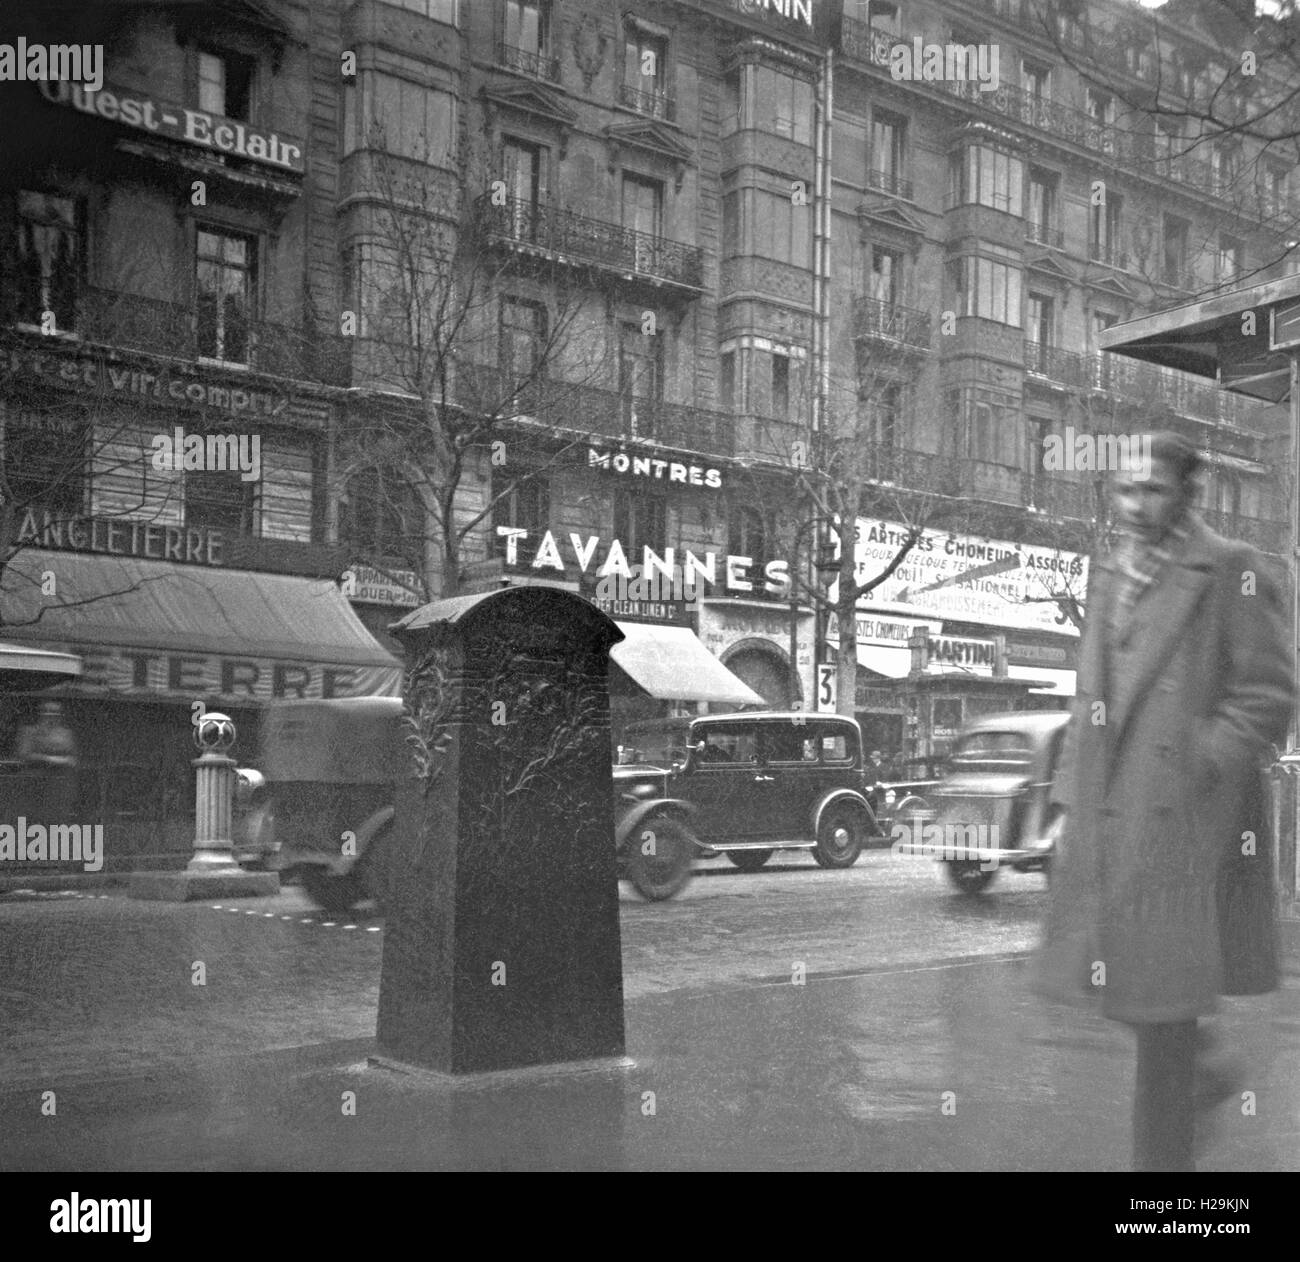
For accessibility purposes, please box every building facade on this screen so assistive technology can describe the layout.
[1,0,1294,867]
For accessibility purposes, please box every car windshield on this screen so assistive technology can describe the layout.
[613,723,689,766]
[951,731,1033,761]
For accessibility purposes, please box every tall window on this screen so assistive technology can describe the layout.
[14,191,79,332]
[1022,61,1051,104]
[1213,142,1243,196]
[504,1,547,54]
[196,227,254,364]
[1027,417,1067,498]
[186,467,258,535]
[1263,165,1290,216]
[1154,117,1182,161]
[1025,168,1058,244]
[623,21,670,119]
[771,351,791,420]
[492,467,549,564]
[729,505,766,562]
[503,137,545,239]
[1216,234,1244,283]
[948,386,1020,467]
[197,49,254,120]
[1162,215,1190,286]
[870,246,902,305]
[869,1,901,35]
[870,112,908,196]
[865,383,900,449]
[947,247,1023,326]
[719,350,736,411]
[614,489,667,556]
[501,1,553,77]
[619,321,663,438]
[340,467,422,560]
[622,172,664,273]
[1089,193,1124,266]
[950,145,1023,214]
[499,297,548,397]
[729,189,811,265]
[753,66,813,144]
[1026,293,1054,346]
[342,72,456,163]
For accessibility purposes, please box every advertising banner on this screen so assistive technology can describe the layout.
[837,518,1088,635]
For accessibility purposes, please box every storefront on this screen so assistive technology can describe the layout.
[829,518,1086,757]
[2,546,401,865]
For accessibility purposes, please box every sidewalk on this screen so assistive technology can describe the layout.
[3,950,1297,1171]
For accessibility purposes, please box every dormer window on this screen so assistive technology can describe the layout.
[198,48,254,121]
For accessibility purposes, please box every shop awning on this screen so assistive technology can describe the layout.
[611,622,764,705]
[0,640,83,690]
[1006,664,1076,697]
[856,644,913,679]
[0,550,401,701]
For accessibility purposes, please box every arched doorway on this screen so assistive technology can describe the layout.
[723,643,795,709]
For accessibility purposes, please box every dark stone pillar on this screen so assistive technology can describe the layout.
[376,587,627,1074]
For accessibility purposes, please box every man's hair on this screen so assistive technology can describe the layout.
[1147,431,1204,485]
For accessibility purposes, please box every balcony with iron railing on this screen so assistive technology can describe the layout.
[852,297,933,352]
[1,281,349,387]
[456,364,735,460]
[474,195,705,294]
[1088,243,1128,270]
[867,165,913,201]
[838,17,1259,210]
[1025,220,1064,249]
[1024,341,1090,387]
[618,82,676,123]
[497,42,561,82]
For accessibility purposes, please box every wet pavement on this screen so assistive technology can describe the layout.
[1,858,1297,1171]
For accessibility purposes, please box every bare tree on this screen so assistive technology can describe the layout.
[333,129,616,602]
[1028,0,1300,286]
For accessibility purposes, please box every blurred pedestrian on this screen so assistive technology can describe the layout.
[15,698,79,822]
[1035,431,1292,1172]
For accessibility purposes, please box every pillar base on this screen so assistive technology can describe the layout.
[129,868,279,901]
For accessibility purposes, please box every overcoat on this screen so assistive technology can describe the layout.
[1035,516,1293,1024]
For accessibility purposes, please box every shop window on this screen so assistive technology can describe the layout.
[195,227,255,365]
[613,489,667,556]
[340,467,423,560]
[197,49,254,121]
[13,191,79,333]
[186,468,258,536]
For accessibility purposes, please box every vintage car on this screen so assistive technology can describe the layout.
[612,710,882,899]
[869,754,946,829]
[236,696,405,912]
[892,711,1070,894]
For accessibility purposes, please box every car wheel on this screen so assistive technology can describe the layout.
[945,859,997,894]
[727,848,773,872]
[299,865,366,914]
[813,804,864,868]
[626,814,696,901]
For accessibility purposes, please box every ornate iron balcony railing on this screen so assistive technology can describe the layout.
[475,195,705,291]
[497,42,561,83]
[618,82,676,123]
[853,297,933,350]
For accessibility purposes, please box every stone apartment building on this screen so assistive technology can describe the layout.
[0,0,1294,860]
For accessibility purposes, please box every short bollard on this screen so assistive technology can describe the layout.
[130,710,278,901]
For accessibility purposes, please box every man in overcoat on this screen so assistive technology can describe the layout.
[1035,431,1293,1172]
